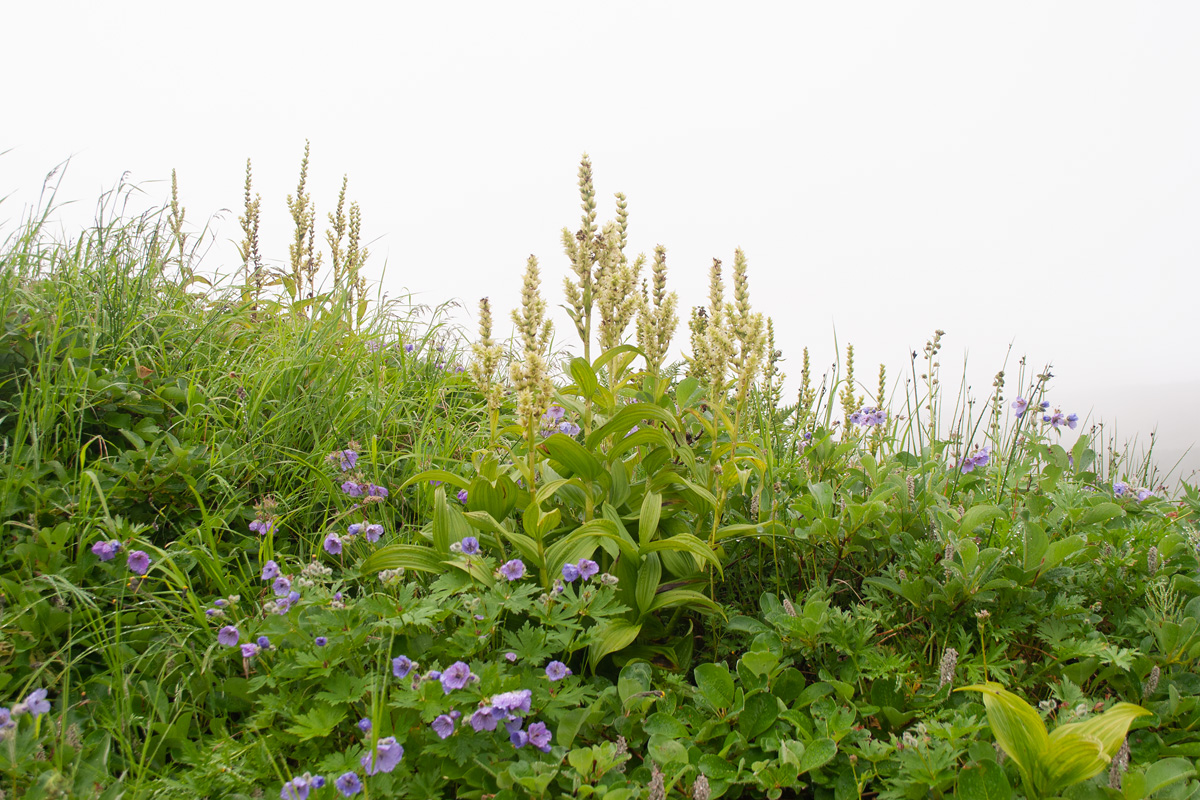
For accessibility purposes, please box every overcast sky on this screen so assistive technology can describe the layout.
[3,2,1198,486]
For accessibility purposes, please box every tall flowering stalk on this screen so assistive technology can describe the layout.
[635,244,679,389]
[509,256,554,488]
[470,297,506,443]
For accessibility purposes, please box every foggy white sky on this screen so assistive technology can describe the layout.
[3,2,1198,486]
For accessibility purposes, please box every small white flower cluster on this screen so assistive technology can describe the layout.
[378,568,406,585]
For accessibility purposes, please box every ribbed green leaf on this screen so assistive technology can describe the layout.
[1048,701,1150,760]
[588,619,642,668]
[635,554,662,614]
[959,683,1048,795]
[638,491,662,546]
[640,533,722,575]
[648,589,724,617]
[359,544,447,575]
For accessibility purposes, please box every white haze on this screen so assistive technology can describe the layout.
[3,2,1197,487]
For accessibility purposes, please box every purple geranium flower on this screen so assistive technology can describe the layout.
[510,728,529,748]
[282,774,321,800]
[404,343,415,353]
[544,405,565,422]
[358,717,372,733]
[469,705,500,731]
[461,536,480,555]
[1067,413,1079,429]
[1012,397,1028,417]
[250,519,274,536]
[545,661,571,681]
[392,655,414,679]
[335,772,362,797]
[218,626,239,647]
[499,559,526,581]
[338,450,358,471]
[323,534,342,555]
[440,661,472,693]
[341,481,364,498]
[1114,481,1129,497]
[91,539,122,561]
[127,550,151,575]
[457,489,469,504]
[261,560,280,580]
[504,652,517,663]
[360,736,403,775]
[364,524,384,543]
[561,562,580,582]
[527,720,553,752]
[273,576,292,596]
[576,559,599,581]
[432,714,455,738]
[558,421,581,437]
[491,689,532,714]
[1137,488,1152,502]
[257,635,272,649]
[24,689,51,718]
[366,484,389,498]
[315,636,328,647]
[241,643,260,659]
[347,523,363,536]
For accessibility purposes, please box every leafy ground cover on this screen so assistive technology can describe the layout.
[2,154,1199,799]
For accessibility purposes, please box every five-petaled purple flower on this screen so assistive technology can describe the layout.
[392,655,414,679]
[432,714,455,738]
[348,523,363,537]
[323,534,342,555]
[527,720,553,752]
[282,773,324,800]
[491,689,532,714]
[336,449,358,471]
[335,771,362,797]
[562,562,580,582]
[273,576,292,597]
[461,537,480,555]
[545,661,571,681]
[218,626,239,647]
[127,550,151,575]
[469,705,501,731]
[1012,397,1029,417]
[1137,488,1152,502]
[499,559,526,581]
[23,689,51,718]
[91,540,122,561]
[365,523,384,543]
[249,519,274,536]
[360,736,403,775]
[261,560,280,580]
[341,481,364,498]
[558,421,581,437]
[241,643,260,659]
[576,559,599,581]
[958,446,991,474]
[440,661,473,694]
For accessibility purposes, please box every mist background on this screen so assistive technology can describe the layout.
[3,2,1197,487]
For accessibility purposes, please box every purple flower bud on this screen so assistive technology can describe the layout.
[358,717,372,733]
[257,635,272,649]
[347,523,364,536]
[241,643,260,658]
[315,636,328,647]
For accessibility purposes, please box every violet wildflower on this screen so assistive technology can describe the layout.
[491,689,532,714]
[365,523,384,543]
[249,519,274,536]
[214,598,228,607]
[392,655,414,679]
[432,714,455,738]
[461,536,480,555]
[337,450,358,471]
[504,651,517,662]
[499,559,526,581]
[366,484,389,498]
[287,590,301,604]
[323,533,343,555]
[576,559,600,581]
[544,405,565,422]
[440,661,473,693]
[282,775,317,800]
[358,717,372,733]
[261,560,280,580]
[360,736,403,775]
[24,689,50,718]
[257,635,272,649]
[1012,397,1029,417]
[527,721,553,752]
[348,523,364,536]
[273,576,292,596]
[341,481,364,498]
[0,708,13,732]
[241,642,260,659]
[510,728,529,748]
[91,540,122,561]
[545,661,571,681]
[127,550,151,575]
[315,636,328,647]
[470,705,500,731]
[205,608,222,618]
[404,343,415,353]
[218,626,239,647]
[456,489,469,504]
[1114,481,1129,497]
[558,421,581,437]
[335,772,362,797]
[561,562,580,582]
[1067,413,1079,429]
[1137,488,1152,502]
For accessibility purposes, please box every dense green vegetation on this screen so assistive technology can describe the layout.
[2,154,1198,800]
